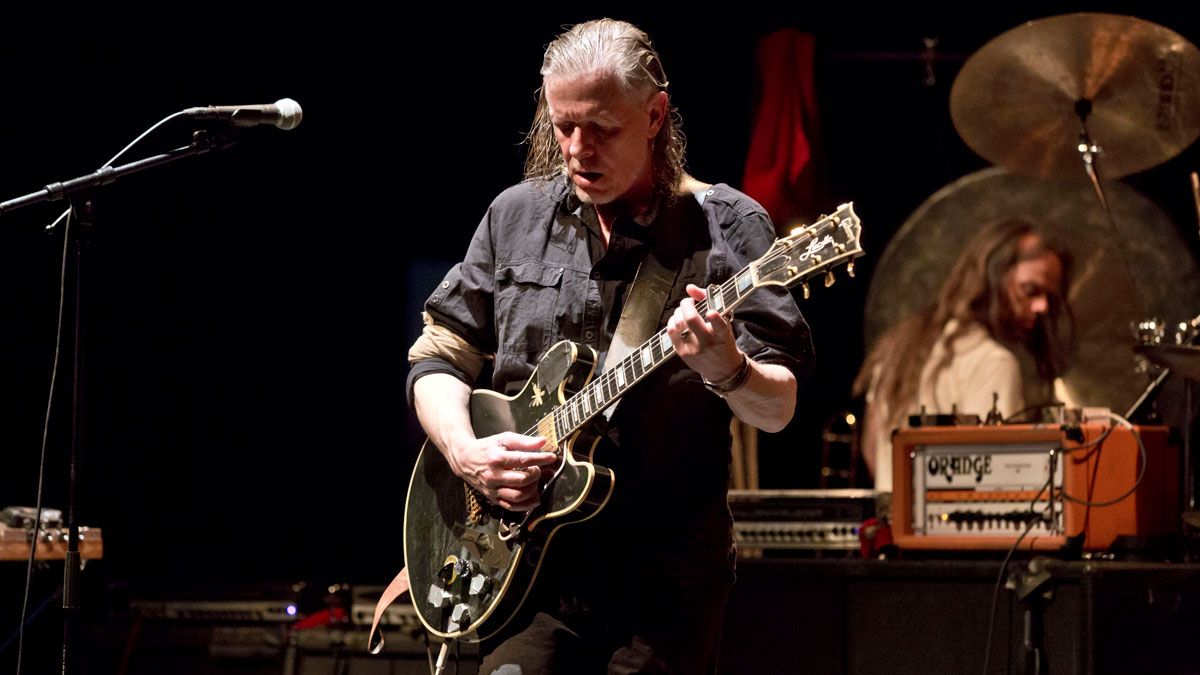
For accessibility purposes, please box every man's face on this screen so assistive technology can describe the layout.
[545,71,667,209]
[1004,235,1064,338]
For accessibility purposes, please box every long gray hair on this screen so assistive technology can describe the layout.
[523,19,686,201]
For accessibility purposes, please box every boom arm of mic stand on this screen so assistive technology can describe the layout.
[0,130,239,217]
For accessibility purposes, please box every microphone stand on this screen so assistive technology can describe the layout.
[0,128,239,675]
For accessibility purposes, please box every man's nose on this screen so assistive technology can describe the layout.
[569,128,592,158]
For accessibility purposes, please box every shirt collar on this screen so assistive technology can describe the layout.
[556,176,662,234]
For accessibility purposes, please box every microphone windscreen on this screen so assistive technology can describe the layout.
[274,98,303,130]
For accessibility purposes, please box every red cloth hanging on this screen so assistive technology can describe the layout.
[742,29,822,231]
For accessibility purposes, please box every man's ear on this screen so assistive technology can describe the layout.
[646,91,668,138]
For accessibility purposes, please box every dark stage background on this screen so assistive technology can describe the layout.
[2,1,1199,666]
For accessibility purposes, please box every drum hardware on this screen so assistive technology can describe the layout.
[951,13,1200,334]
[1135,344,1200,383]
[949,13,1200,182]
[871,13,1200,456]
[1133,317,1200,529]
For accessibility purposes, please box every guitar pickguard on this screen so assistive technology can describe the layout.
[471,340,589,441]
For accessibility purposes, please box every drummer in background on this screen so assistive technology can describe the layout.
[854,219,1075,490]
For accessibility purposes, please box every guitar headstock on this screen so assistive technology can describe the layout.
[752,203,863,298]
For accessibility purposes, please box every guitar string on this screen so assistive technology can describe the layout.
[538,218,852,441]
[552,218,850,438]
[505,217,852,523]
[536,271,735,440]
[534,217,850,442]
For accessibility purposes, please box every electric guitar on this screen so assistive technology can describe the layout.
[403,203,864,640]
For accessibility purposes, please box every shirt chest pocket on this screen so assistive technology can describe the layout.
[495,261,564,359]
[657,263,710,326]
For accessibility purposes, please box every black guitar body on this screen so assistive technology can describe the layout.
[403,340,614,640]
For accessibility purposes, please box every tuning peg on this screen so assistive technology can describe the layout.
[824,270,836,288]
[790,224,807,236]
[847,262,856,278]
[801,282,811,299]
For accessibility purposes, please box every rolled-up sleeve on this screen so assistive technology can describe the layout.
[405,208,500,404]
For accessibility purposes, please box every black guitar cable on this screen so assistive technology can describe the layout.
[981,472,1053,675]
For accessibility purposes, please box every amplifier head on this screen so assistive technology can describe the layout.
[728,489,880,552]
[890,423,1176,551]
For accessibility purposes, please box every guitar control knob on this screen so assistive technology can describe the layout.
[438,555,460,584]
[455,559,479,578]
[470,574,494,596]
[427,585,453,608]
[448,605,473,631]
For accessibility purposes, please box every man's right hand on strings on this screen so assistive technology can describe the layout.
[445,431,558,512]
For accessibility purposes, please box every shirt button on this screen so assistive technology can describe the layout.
[431,294,441,302]
[585,330,595,340]
[590,271,600,280]
[441,281,450,289]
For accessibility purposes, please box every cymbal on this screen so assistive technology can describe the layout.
[865,167,1200,414]
[1134,345,1200,381]
[950,13,1200,179]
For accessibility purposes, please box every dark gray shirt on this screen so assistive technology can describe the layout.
[408,177,813,588]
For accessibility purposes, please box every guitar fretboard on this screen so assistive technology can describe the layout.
[526,216,843,444]
[545,268,752,441]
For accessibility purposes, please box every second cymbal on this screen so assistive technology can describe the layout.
[950,13,1200,179]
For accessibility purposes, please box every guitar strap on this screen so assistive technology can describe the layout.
[601,188,706,420]
[367,567,408,654]
[600,251,676,420]
[368,189,709,652]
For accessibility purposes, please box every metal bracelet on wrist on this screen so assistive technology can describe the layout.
[702,352,751,397]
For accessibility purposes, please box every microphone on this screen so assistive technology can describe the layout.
[183,98,302,130]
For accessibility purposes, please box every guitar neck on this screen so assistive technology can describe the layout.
[547,269,757,440]
[532,207,861,446]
